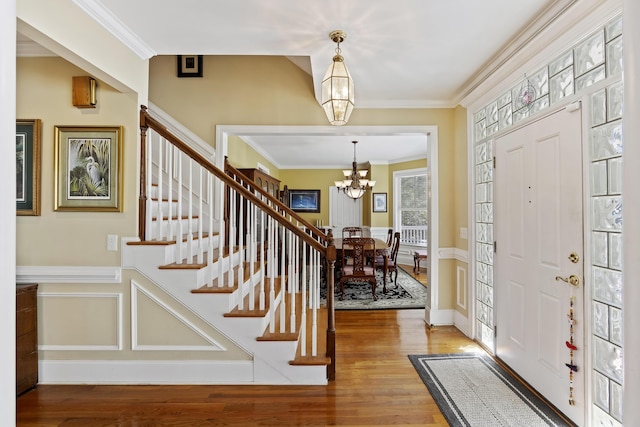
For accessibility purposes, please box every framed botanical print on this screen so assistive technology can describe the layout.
[16,119,42,216]
[373,192,387,213]
[54,126,124,212]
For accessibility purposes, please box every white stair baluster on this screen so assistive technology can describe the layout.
[145,130,154,240]
[186,159,193,263]
[176,151,184,264]
[196,167,203,264]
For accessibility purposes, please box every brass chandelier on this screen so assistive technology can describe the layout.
[321,30,355,126]
[335,141,375,200]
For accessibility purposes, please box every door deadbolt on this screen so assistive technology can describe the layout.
[555,275,580,287]
[568,252,579,263]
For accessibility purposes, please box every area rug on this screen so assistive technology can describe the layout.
[408,353,574,427]
[320,267,427,310]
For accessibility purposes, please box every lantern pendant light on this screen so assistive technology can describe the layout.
[321,30,355,126]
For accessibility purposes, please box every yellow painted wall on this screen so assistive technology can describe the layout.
[278,169,338,226]
[227,135,280,178]
[369,164,390,227]
[16,57,139,266]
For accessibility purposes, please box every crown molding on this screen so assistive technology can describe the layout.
[72,0,155,59]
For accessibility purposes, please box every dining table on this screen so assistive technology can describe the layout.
[333,238,391,292]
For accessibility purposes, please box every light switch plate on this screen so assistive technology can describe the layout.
[107,234,118,251]
[460,227,468,239]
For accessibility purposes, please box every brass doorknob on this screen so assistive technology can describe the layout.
[555,275,580,287]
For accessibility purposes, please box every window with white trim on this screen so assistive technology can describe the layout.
[394,168,428,246]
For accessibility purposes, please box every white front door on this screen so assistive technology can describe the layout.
[495,105,584,425]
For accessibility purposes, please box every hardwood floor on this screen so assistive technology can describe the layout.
[17,266,480,426]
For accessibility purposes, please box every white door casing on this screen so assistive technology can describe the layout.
[495,105,584,425]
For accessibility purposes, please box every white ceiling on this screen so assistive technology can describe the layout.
[19,0,568,168]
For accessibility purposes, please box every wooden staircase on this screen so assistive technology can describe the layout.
[121,106,336,385]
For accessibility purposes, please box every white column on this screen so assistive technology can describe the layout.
[0,0,17,425]
[623,0,640,424]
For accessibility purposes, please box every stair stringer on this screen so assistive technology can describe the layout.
[122,239,328,385]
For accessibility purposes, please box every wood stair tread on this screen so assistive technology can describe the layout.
[191,262,260,293]
[159,246,241,269]
[223,280,284,318]
[126,231,219,246]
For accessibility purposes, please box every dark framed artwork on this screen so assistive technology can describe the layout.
[373,192,387,213]
[177,55,203,77]
[289,189,321,213]
[16,119,42,216]
[54,126,124,212]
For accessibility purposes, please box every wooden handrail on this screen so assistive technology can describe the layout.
[224,159,328,242]
[139,106,330,255]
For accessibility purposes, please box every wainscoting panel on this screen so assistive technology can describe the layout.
[39,292,122,350]
[131,280,225,351]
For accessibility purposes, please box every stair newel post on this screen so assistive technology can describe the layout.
[326,229,337,381]
[196,166,203,264]
[139,106,149,241]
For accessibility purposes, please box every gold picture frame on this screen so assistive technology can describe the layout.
[16,119,42,216]
[54,125,124,212]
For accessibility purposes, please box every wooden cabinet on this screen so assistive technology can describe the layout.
[238,168,281,199]
[16,284,38,395]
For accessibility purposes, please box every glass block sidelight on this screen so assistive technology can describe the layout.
[606,37,623,77]
[574,32,605,77]
[593,370,610,412]
[549,50,573,77]
[607,81,623,121]
[593,266,623,308]
[610,380,623,422]
[591,120,623,161]
[592,231,608,267]
[591,89,607,126]
[549,67,574,104]
[609,306,623,346]
[593,301,610,339]
[594,337,623,383]
[472,15,623,426]
[575,65,606,92]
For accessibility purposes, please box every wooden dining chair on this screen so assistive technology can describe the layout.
[377,232,401,287]
[341,226,363,239]
[339,237,378,301]
[385,228,394,247]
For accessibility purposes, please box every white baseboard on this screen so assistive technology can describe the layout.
[39,359,254,384]
[424,307,454,326]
